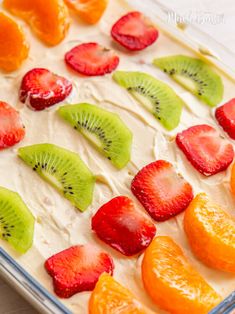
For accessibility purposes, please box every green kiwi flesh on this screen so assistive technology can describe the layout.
[113,71,184,131]
[58,103,133,169]
[18,144,95,212]
[153,55,223,107]
[0,186,34,254]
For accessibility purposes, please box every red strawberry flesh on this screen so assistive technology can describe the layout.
[111,11,158,51]
[176,124,234,176]
[0,101,25,148]
[215,98,235,139]
[131,160,193,222]
[92,196,156,256]
[45,245,114,298]
[65,43,119,76]
[20,68,72,111]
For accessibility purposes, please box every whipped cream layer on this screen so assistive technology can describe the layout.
[0,0,235,313]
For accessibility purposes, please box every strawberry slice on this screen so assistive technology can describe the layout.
[20,68,73,111]
[176,124,234,176]
[131,160,193,222]
[65,43,119,76]
[0,101,25,148]
[92,196,156,256]
[111,11,159,51]
[215,98,235,139]
[45,244,114,298]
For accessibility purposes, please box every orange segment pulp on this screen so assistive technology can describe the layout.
[65,0,108,24]
[142,236,221,314]
[0,12,29,72]
[3,0,70,46]
[230,162,235,196]
[89,273,155,314]
[184,193,235,273]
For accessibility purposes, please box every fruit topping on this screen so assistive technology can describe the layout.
[184,193,235,273]
[131,160,193,221]
[92,196,156,256]
[58,103,132,169]
[89,273,155,314]
[19,68,72,111]
[65,43,119,76]
[18,144,95,211]
[142,236,222,314]
[113,71,185,130]
[111,11,158,51]
[176,124,234,176]
[65,0,108,24]
[215,98,235,139]
[0,12,29,72]
[0,101,25,149]
[153,55,223,107]
[0,186,34,253]
[3,0,70,46]
[45,244,114,298]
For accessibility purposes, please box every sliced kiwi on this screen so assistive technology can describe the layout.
[153,55,223,107]
[58,103,133,169]
[0,186,34,254]
[113,71,184,131]
[18,144,95,212]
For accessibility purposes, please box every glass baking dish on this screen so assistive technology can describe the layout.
[0,0,235,313]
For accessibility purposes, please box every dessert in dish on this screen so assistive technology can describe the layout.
[0,0,235,313]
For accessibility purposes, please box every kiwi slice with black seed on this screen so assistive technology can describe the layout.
[18,144,95,212]
[58,103,133,169]
[153,55,223,107]
[0,186,34,253]
[113,71,184,131]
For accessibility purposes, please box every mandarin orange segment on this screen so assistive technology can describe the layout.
[184,193,235,273]
[230,162,235,196]
[89,273,155,314]
[142,236,221,314]
[65,0,108,24]
[0,12,28,72]
[3,0,70,46]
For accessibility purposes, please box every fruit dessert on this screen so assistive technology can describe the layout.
[0,0,235,313]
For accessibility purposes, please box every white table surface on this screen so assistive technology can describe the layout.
[1,0,235,313]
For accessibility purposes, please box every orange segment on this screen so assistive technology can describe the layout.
[184,193,235,273]
[142,236,221,314]
[230,162,235,195]
[65,0,108,24]
[0,12,28,72]
[89,273,155,314]
[3,0,70,46]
